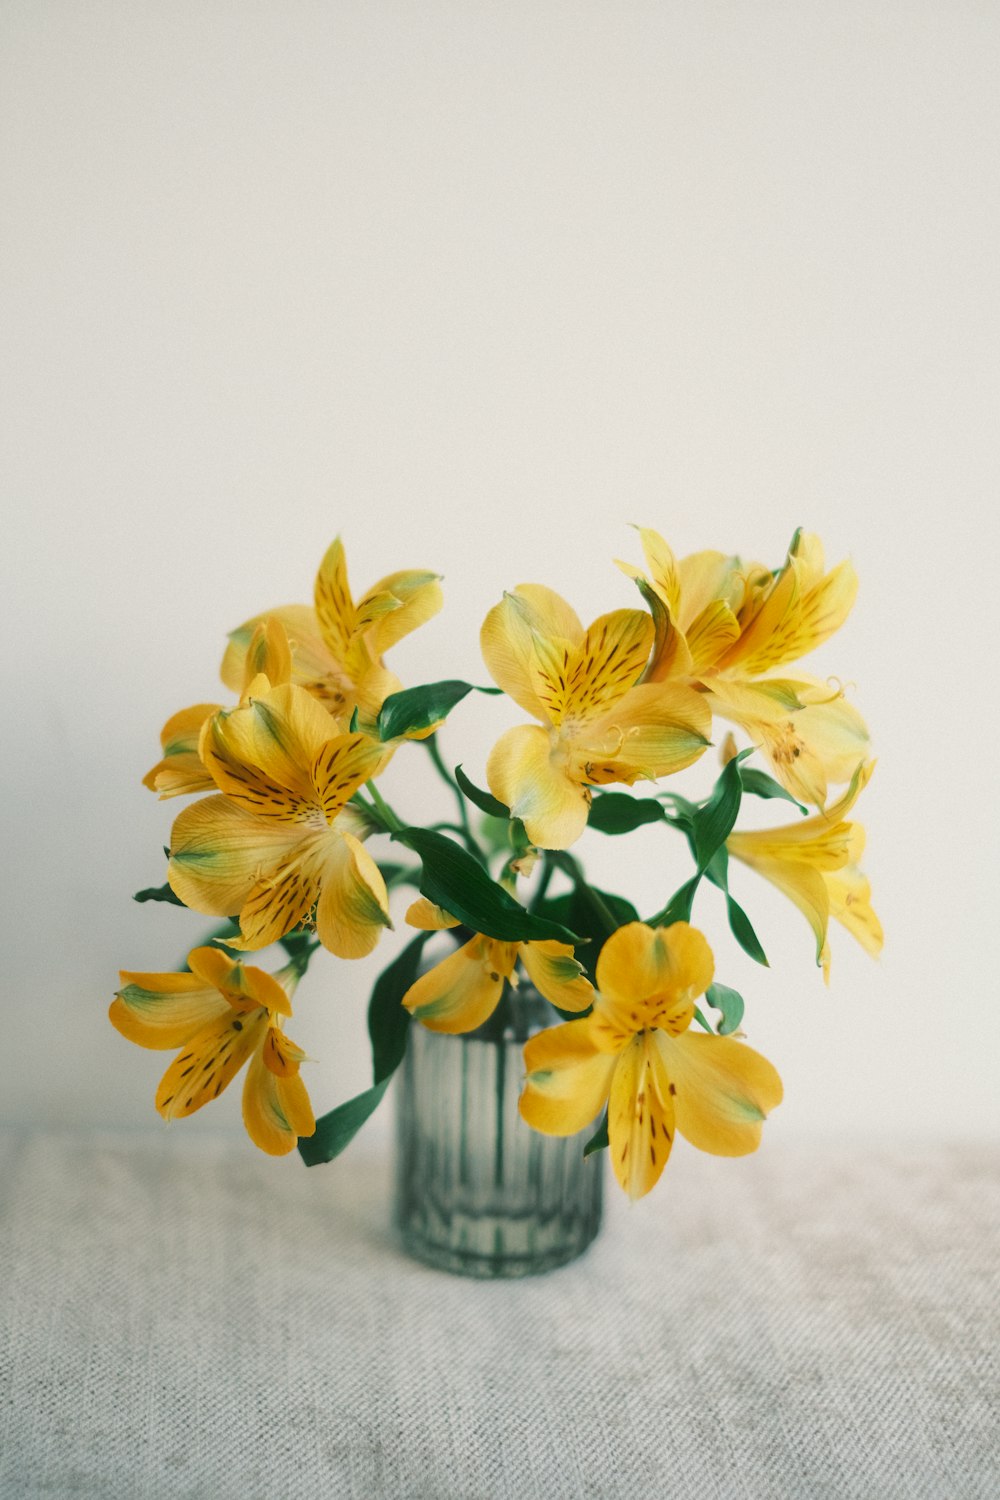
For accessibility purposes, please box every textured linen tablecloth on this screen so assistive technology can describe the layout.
[1,1129,997,1500]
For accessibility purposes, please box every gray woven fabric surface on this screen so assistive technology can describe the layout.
[1,1129,997,1500]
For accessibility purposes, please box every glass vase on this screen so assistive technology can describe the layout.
[394,983,604,1278]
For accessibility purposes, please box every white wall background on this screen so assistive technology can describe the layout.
[2,1,997,1150]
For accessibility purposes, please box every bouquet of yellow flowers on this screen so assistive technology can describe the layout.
[113,529,880,1202]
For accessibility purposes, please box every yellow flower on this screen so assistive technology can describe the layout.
[727,759,883,981]
[167,679,392,957]
[619,528,869,806]
[144,617,293,800]
[480,585,711,849]
[520,921,783,1199]
[400,898,594,1034]
[220,537,443,726]
[110,947,315,1156]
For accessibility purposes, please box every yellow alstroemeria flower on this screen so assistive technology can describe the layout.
[520,921,783,1200]
[727,759,883,982]
[400,898,594,1034]
[220,536,443,726]
[167,679,392,957]
[110,947,315,1156]
[144,617,293,799]
[481,586,712,849]
[619,527,869,806]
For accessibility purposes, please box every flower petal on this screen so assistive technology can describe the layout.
[608,1032,676,1198]
[315,830,391,959]
[111,971,230,1050]
[659,1029,783,1155]
[676,549,745,628]
[362,569,444,655]
[719,556,801,676]
[578,682,711,785]
[535,610,652,727]
[519,1018,616,1136]
[313,536,357,665]
[828,864,884,961]
[222,605,356,717]
[519,940,594,1013]
[206,683,343,812]
[683,601,741,673]
[143,704,220,799]
[242,1042,315,1155]
[403,936,515,1033]
[231,855,322,953]
[636,527,682,620]
[405,898,461,931]
[168,795,306,917]
[486,724,591,850]
[730,850,830,964]
[185,947,293,1016]
[480,592,560,721]
[155,1008,267,1119]
[311,732,388,821]
[594,921,714,1029]
[239,617,293,697]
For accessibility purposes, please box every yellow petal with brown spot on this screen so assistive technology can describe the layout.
[539,610,653,727]
[311,732,388,821]
[636,527,682,620]
[168,795,307,917]
[659,1029,782,1156]
[402,936,515,1033]
[231,852,321,952]
[595,920,714,1018]
[155,1008,267,1119]
[185,948,293,1016]
[608,1032,676,1199]
[519,1019,617,1136]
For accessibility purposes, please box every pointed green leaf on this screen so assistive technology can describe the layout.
[455,763,510,819]
[377,679,476,741]
[134,883,185,907]
[583,1112,609,1157]
[587,792,666,835]
[704,848,769,967]
[738,766,807,814]
[367,931,430,1083]
[706,981,745,1036]
[298,1079,392,1167]
[391,827,579,944]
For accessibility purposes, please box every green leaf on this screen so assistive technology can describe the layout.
[738,766,807,814]
[706,981,745,1036]
[455,763,510,819]
[391,827,579,944]
[583,1112,609,1157]
[587,792,666,835]
[691,749,753,867]
[377,680,476,741]
[648,753,753,927]
[297,1079,392,1168]
[367,931,430,1083]
[349,706,360,732]
[704,848,769,967]
[133,883,185,907]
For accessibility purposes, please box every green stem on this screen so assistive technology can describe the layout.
[366,781,405,834]
[529,853,555,913]
[425,734,474,845]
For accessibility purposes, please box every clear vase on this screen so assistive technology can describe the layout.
[394,984,604,1277]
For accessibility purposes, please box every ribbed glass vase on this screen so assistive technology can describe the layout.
[394,985,604,1277]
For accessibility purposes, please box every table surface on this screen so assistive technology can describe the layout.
[2,1128,997,1500]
